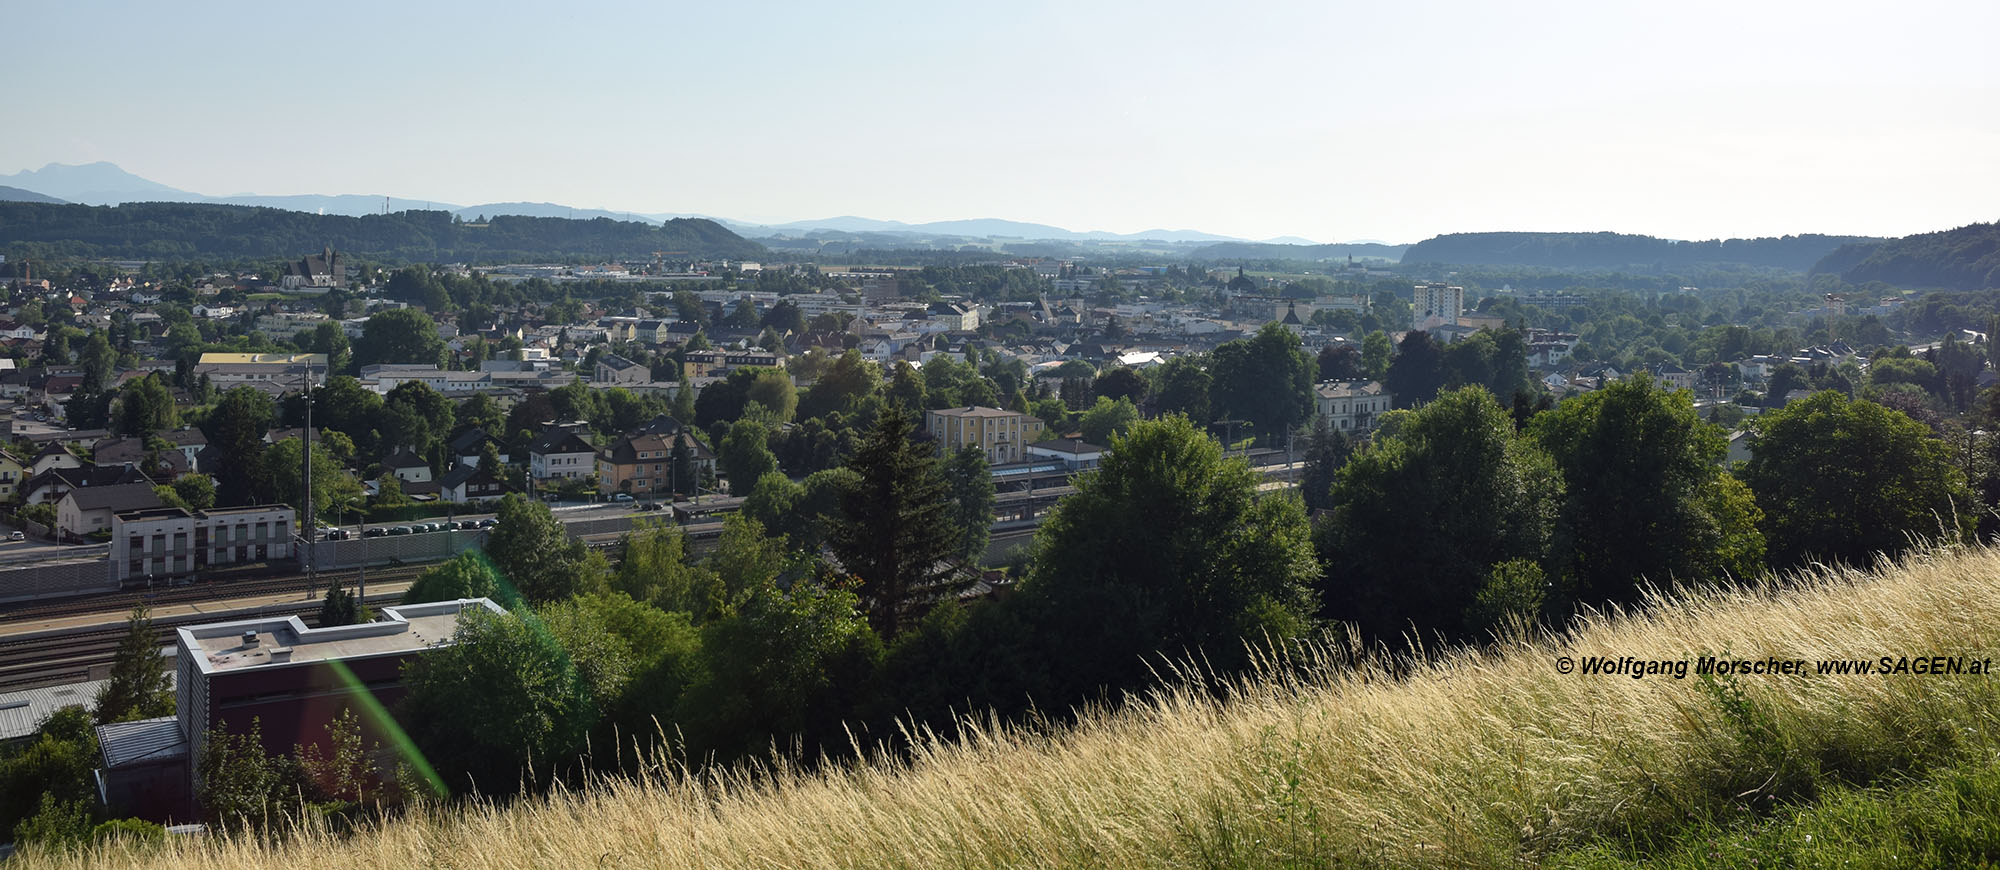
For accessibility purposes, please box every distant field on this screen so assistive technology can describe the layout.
[21,544,2000,868]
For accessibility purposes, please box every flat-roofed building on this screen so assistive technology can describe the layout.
[159,598,505,820]
[194,352,329,389]
[926,406,1046,465]
[111,504,296,582]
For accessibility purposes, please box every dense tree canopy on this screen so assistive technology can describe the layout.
[1529,375,1764,603]
[1741,391,1974,568]
[1027,415,1319,691]
[1319,388,1563,639]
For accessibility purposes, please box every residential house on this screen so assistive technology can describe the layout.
[382,449,432,484]
[57,483,165,540]
[926,406,1047,465]
[598,432,678,497]
[528,426,596,482]
[31,441,85,476]
[0,450,24,501]
[438,464,508,503]
[448,428,507,469]
[20,464,150,506]
[1314,380,1392,434]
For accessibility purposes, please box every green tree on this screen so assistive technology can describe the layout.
[1027,415,1320,692]
[0,708,100,841]
[172,474,216,509]
[1319,387,1564,639]
[307,321,352,375]
[1361,330,1394,380]
[114,373,178,435]
[744,368,798,423]
[263,437,364,527]
[1741,391,1974,568]
[195,718,285,829]
[1384,330,1445,408]
[1077,395,1140,445]
[78,331,116,394]
[797,350,878,421]
[828,411,964,637]
[717,420,779,489]
[942,446,994,563]
[1153,355,1212,423]
[201,386,275,506]
[317,585,364,627]
[673,580,879,762]
[1298,416,1350,513]
[402,551,507,606]
[1211,322,1314,444]
[398,607,593,793]
[353,308,445,369]
[1530,375,1765,604]
[94,606,173,724]
[487,493,605,602]
[614,522,725,620]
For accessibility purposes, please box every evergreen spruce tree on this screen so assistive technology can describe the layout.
[828,411,964,637]
[94,606,174,724]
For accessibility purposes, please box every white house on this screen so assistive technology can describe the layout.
[1314,380,1393,434]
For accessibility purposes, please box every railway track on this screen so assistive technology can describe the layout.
[0,586,421,693]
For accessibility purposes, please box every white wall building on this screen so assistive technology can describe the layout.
[1314,380,1393,434]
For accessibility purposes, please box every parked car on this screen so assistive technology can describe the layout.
[478,518,499,528]
[387,526,413,536]
[363,527,388,538]
[612,493,634,503]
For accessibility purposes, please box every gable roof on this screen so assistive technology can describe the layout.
[61,482,165,513]
[383,448,429,470]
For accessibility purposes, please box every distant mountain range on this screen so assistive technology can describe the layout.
[0,162,1338,249]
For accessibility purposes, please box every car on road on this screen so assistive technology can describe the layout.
[612,493,634,503]
[7,531,23,541]
[478,518,499,528]
[363,527,388,538]
[388,526,413,536]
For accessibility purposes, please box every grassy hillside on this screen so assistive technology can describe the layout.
[24,544,2000,868]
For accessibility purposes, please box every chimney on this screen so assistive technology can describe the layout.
[240,631,259,647]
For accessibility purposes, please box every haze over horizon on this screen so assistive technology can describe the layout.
[6,0,1996,244]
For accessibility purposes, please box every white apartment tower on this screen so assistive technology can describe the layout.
[1412,282,1466,331]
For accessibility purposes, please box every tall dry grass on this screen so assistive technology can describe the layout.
[26,544,2000,868]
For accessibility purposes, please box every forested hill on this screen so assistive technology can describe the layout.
[1400,231,1875,271]
[1812,222,2000,291]
[1189,241,1409,262]
[0,201,765,263]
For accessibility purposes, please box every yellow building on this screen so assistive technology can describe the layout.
[925,406,1046,465]
[0,450,23,501]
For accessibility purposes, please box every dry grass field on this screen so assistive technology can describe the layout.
[22,543,2000,868]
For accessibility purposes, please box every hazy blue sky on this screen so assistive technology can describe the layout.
[8,0,1996,242]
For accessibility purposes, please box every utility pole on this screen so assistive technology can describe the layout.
[302,359,315,594]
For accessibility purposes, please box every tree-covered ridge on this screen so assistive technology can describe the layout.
[0,201,765,264]
[1402,231,1876,271]
[1814,221,2000,291]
